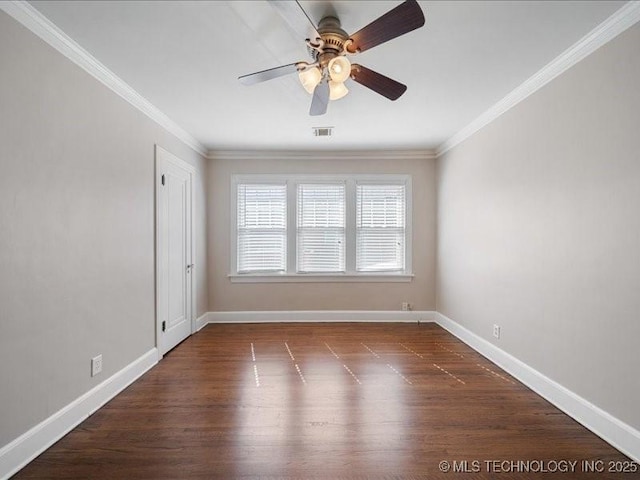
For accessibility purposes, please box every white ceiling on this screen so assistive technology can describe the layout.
[29,1,626,152]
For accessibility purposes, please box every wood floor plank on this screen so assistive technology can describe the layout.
[14,323,639,479]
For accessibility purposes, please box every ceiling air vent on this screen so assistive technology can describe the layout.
[313,126,333,137]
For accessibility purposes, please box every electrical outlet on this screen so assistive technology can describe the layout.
[493,324,501,339]
[402,302,410,311]
[91,354,103,377]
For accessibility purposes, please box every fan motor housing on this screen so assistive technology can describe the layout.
[309,16,349,65]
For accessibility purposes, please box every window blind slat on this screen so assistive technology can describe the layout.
[237,184,286,272]
[356,184,406,272]
[297,184,345,273]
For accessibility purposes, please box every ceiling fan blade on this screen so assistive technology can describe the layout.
[350,64,407,101]
[238,63,300,85]
[310,81,330,116]
[348,0,425,54]
[269,0,320,42]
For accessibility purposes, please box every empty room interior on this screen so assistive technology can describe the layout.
[1,0,640,478]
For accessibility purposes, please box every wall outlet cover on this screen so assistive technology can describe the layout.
[91,354,103,377]
[493,324,501,339]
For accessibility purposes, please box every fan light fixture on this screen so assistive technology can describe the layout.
[239,0,425,116]
[298,67,322,94]
[329,80,348,100]
[328,56,351,83]
[299,56,351,100]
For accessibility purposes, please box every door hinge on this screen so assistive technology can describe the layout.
[161,174,165,186]
[162,321,166,332]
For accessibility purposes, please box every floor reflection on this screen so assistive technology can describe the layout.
[234,340,413,477]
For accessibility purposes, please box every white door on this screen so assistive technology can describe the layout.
[156,146,195,356]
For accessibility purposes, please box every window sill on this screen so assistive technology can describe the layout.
[228,273,414,283]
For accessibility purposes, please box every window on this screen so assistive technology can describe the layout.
[297,184,345,273]
[356,184,405,272]
[231,174,412,282]
[236,183,286,273]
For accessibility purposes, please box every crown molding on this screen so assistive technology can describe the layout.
[207,149,437,161]
[436,0,640,158]
[5,0,638,161]
[0,1,207,157]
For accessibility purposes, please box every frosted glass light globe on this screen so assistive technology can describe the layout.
[329,80,348,100]
[328,56,351,83]
[298,67,322,94]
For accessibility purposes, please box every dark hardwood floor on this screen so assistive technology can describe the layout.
[14,323,639,479]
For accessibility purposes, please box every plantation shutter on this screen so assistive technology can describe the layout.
[356,184,406,272]
[237,184,287,273]
[297,183,345,273]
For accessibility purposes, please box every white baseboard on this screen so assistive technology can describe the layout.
[206,310,435,324]
[195,312,208,332]
[0,348,158,479]
[434,312,640,463]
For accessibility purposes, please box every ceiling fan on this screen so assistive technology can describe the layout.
[238,0,426,116]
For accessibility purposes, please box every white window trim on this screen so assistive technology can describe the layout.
[230,174,412,283]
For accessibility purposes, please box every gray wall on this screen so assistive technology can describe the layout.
[437,23,640,429]
[207,154,437,312]
[0,12,208,446]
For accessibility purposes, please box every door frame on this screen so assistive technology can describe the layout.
[155,145,197,359]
